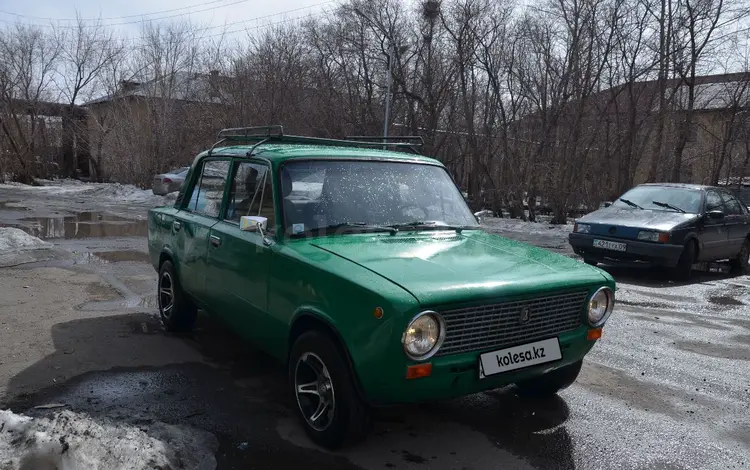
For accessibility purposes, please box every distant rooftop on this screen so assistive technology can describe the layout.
[83,70,231,106]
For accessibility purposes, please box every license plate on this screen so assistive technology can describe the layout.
[478,337,562,378]
[593,239,627,252]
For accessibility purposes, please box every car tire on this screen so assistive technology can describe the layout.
[158,260,197,332]
[513,360,583,398]
[289,329,373,450]
[583,259,597,266]
[672,241,696,281]
[729,238,750,274]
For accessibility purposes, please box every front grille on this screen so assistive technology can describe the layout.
[436,290,588,356]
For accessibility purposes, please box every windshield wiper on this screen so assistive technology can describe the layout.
[310,222,398,235]
[618,198,643,209]
[390,221,472,232]
[652,200,685,213]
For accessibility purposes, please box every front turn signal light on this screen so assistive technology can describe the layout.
[406,363,432,379]
[587,327,603,341]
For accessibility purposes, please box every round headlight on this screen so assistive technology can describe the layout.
[588,287,614,326]
[402,311,445,360]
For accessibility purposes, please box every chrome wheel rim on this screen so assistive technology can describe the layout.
[294,352,335,432]
[158,271,174,318]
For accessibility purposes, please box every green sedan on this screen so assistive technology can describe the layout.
[148,127,616,449]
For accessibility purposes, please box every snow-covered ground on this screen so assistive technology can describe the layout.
[481,216,574,236]
[0,179,169,206]
[0,409,217,470]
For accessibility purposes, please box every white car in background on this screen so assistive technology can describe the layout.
[152,167,189,195]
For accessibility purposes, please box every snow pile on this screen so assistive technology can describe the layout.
[0,409,218,470]
[0,179,168,206]
[0,228,51,253]
[77,183,166,205]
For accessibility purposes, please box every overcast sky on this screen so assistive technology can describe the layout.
[0,0,335,41]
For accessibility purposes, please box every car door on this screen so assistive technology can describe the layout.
[172,158,231,305]
[699,190,729,261]
[719,191,750,257]
[205,160,279,349]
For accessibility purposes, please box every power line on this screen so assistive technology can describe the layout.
[205,11,321,39]
[0,0,253,28]
[0,1,333,31]
[0,0,234,22]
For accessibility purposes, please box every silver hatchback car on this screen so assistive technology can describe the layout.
[152,167,189,195]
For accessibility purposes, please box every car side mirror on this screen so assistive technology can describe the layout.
[240,216,268,232]
[603,201,612,208]
[474,210,492,224]
[707,210,724,220]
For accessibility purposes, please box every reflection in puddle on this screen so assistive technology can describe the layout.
[0,200,28,211]
[2,212,147,239]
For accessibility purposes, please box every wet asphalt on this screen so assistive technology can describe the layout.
[1,185,749,470]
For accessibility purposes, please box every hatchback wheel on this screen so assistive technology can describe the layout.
[289,330,372,449]
[158,260,197,332]
[514,360,583,398]
[729,238,750,274]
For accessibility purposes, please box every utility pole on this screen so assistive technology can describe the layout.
[383,44,394,148]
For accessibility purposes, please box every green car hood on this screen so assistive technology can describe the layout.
[309,230,608,306]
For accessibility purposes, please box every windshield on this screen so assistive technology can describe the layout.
[613,186,702,213]
[280,160,478,235]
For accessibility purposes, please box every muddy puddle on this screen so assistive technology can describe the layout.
[1,212,147,240]
[77,250,151,263]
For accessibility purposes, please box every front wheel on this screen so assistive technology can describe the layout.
[729,238,750,274]
[672,241,696,281]
[514,360,583,398]
[158,260,197,332]
[289,330,372,449]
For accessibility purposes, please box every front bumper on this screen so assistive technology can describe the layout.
[568,232,683,267]
[362,325,597,404]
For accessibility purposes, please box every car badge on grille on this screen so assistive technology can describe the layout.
[519,306,531,324]
[608,226,616,234]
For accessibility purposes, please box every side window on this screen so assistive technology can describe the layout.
[705,191,723,212]
[720,192,745,216]
[186,160,230,218]
[225,162,276,231]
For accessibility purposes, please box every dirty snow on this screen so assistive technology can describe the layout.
[481,216,574,236]
[0,228,51,253]
[0,180,168,206]
[0,409,218,470]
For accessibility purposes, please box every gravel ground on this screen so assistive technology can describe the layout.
[0,181,748,470]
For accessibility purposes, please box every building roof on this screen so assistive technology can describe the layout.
[596,72,750,113]
[199,144,442,166]
[83,71,231,106]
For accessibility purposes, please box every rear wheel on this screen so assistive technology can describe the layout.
[158,260,197,332]
[289,330,372,449]
[514,360,583,398]
[672,241,696,281]
[729,238,750,274]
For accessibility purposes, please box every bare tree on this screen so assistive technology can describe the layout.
[55,13,125,178]
[0,25,61,184]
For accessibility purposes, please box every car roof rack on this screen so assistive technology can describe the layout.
[207,125,424,155]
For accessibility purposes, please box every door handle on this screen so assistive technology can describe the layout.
[210,235,221,247]
[173,221,182,232]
